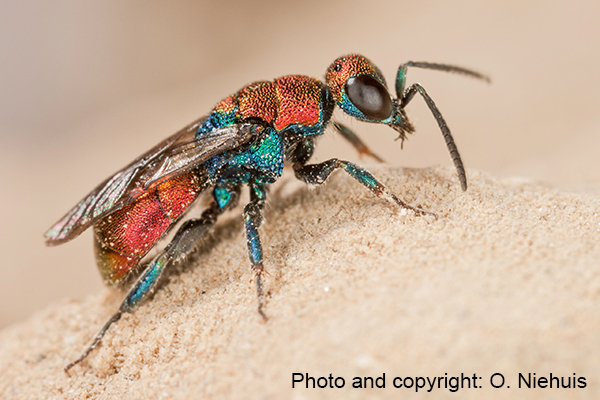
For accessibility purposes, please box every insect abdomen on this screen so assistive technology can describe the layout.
[94,171,203,285]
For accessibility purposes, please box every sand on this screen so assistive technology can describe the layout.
[1,166,599,399]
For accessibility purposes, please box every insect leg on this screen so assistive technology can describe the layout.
[294,159,434,216]
[333,122,385,162]
[65,186,240,373]
[243,183,269,320]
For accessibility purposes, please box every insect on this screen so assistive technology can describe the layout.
[46,54,489,372]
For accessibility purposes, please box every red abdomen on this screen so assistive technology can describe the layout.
[94,171,203,285]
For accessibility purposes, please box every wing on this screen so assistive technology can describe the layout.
[45,118,263,246]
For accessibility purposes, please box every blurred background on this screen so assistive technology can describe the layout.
[1,0,599,329]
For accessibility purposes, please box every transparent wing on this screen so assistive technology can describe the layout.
[45,118,262,245]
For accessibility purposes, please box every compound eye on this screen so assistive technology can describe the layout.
[345,75,393,120]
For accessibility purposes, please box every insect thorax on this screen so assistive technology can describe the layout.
[197,75,334,139]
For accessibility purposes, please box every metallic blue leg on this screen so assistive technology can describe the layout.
[244,183,269,320]
[65,186,240,372]
[294,158,434,216]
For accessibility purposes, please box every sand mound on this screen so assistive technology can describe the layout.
[1,166,599,399]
